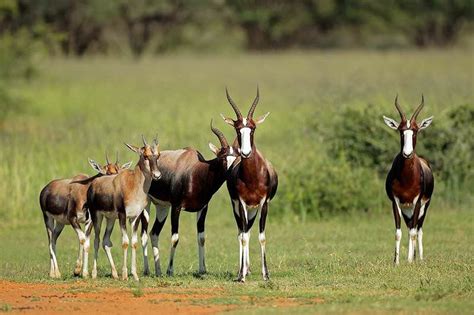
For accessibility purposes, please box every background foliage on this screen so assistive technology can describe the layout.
[0,0,473,57]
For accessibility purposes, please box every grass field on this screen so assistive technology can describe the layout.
[0,50,473,313]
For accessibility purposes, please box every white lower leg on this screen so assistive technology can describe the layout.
[418,228,423,260]
[394,229,402,265]
[241,232,249,281]
[121,228,129,280]
[167,233,179,276]
[245,232,250,275]
[408,228,417,263]
[151,234,161,276]
[197,232,206,274]
[142,231,149,275]
[237,232,243,275]
[259,232,267,278]
[82,237,90,277]
[131,231,139,281]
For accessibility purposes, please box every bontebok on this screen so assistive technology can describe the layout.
[383,95,434,264]
[147,121,238,276]
[39,154,121,278]
[221,87,278,282]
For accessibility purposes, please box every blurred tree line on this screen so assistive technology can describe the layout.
[1,0,473,57]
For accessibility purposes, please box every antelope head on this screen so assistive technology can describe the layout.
[221,87,270,158]
[383,95,433,159]
[125,135,162,180]
[88,152,131,175]
[208,120,239,170]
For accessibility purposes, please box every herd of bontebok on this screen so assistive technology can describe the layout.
[40,89,434,282]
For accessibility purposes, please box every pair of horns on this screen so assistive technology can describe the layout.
[225,86,259,120]
[105,152,119,164]
[141,134,158,147]
[210,119,228,147]
[394,95,424,121]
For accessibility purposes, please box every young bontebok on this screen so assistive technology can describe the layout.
[39,154,122,278]
[221,87,278,282]
[77,153,132,279]
[147,121,238,276]
[84,136,161,280]
[383,95,434,264]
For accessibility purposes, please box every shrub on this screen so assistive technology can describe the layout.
[279,152,384,220]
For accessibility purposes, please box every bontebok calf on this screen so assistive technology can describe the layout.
[383,95,434,264]
[77,153,132,279]
[85,136,161,280]
[221,87,278,282]
[147,121,238,276]
[39,155,121,278]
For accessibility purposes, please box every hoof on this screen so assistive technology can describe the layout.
[263,274,269,281]
[143,269,150,276]
[166,270,173,277]
[111,271,119,279]
[82,272,89,279]
[91,271,97,279]
[132,273,139,281]
[122,274,128,281]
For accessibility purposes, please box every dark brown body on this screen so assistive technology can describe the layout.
[148,145,236,276]
[386,153,434,227]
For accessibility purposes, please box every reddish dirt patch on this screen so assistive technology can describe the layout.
[0,280,234,314]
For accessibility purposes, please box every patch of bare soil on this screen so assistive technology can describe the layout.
[0,280,233,314]
[0,280,323,314]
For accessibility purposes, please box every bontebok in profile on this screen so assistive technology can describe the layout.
[383,95,434,264]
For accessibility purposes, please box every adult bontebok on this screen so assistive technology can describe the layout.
[147,121,238,276]
[78,154,132,279]
[383,95,434,264]
[221,87,278,282]
[39,155,121,278]
[84,136,161,280]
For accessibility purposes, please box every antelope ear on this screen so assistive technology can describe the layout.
[220,113,235,126]
[208,142,219,155]
[255,112,270,124]
[419,116,433,130]
[383,116,399,130]
[121,161,133,169]
[88,159,106,175]
[124,143,140,154]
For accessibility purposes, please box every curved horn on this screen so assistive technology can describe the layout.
[225,87,242,119]
[153,134,158,146]
[394,94,406,121]
[411,94,424,121]
[210,119,229,147]
[142,134,148,147]
[116,151,119,164]
[105,151,110,164]
[247,85,260,118]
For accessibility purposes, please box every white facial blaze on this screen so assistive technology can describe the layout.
[240,127,252,157]
[403,129,414,157]
[226,147,236,169]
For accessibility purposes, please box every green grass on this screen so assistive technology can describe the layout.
[0,50,473,313]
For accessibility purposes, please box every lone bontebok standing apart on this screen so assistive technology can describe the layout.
[383,95,434,264]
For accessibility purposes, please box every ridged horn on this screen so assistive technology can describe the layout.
[247,85,260,118]
[210,119,228,147]
[411,94,424,121]
[394,94,406,121]
[142,134,148,147]
[105,151,110,164]
[225,87,242,119]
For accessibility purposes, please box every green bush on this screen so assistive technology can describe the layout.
[279,152,384,220]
